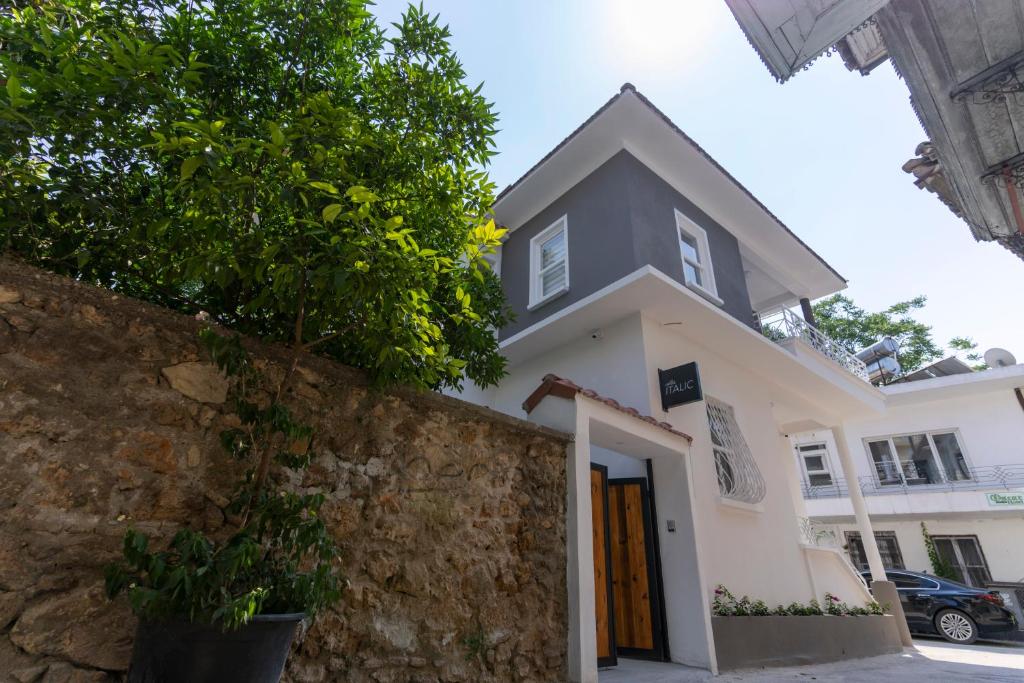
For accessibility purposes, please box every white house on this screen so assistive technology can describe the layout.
[792,359,1024,628]
[451,84,904,680]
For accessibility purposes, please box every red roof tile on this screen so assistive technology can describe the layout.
[522,374,692,443]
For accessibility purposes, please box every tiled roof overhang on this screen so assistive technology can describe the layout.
[522,374,693,443]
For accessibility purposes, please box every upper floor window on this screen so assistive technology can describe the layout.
[797,442,833,487]
[529,216,569,309]
[675,209,718,302]
[864,430,971,487]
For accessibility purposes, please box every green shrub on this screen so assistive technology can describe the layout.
[712,585,886,618]
[106,330,341,629]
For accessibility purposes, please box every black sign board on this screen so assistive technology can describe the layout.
[658,362,702,411]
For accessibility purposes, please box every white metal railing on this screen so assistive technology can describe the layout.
[798,516,840,547]
[802,464,1024,499]
[759,308,870,382]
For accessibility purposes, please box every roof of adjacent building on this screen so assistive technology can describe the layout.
[881,363,1024,407]
[727,0,1024,262]
[522,373,693,442]
[895,356,973,383]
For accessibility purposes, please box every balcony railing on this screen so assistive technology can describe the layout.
[759,308,870,382]
[801,463,1024,499]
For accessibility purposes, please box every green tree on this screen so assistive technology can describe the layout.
[812,294,974,376]
[1,0,508,391]
[948,336,987,370]
[3,0,511,634]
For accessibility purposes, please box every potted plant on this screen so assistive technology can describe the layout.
[105,331,341,683]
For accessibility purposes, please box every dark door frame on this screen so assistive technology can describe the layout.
[608,476,667,662]
[591,463,617,668]
[645,459,671,662]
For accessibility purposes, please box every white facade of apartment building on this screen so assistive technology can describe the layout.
[792,365,1024,622]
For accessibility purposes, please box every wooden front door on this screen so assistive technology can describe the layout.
[607,478,664,660]
[590,464,616,667]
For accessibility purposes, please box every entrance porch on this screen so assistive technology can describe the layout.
[523,375,715,682]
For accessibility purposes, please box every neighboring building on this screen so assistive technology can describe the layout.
[725,0,1024,260]
[453,84,900,680]
[792,361,1024,629]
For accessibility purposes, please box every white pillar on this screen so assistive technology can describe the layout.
[566,405,598,683]
[831,425,886,582]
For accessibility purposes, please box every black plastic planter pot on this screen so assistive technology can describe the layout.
[127,613,304,683]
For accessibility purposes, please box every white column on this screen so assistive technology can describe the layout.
[831,425,886,582]
[566,403,597,683]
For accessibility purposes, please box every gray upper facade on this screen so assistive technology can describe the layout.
[498,150,756,340]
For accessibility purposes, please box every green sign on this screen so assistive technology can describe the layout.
[987,492,1024,507]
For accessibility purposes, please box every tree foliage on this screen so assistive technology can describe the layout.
[1,0,508,390]
[812,294,979,376]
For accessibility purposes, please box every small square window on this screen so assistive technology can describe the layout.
[797,442,833,488]
[675,210,718,301]
[529,217,569,308]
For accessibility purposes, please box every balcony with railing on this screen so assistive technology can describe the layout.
[759,308,870,382]
[801,463,1024,499]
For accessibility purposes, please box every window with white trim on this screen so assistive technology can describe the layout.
[864,430,971,487]
[529,217,569,308]
[706,397,765,504]
[675,209,718,300]
[797,442,833,487]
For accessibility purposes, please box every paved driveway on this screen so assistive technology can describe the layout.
[599,639,1024,682]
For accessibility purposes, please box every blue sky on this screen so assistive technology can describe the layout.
[374,1,1024,360]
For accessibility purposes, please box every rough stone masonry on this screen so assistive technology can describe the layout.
[0,258,569,683]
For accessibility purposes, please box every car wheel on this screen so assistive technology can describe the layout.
[935,609,977,644]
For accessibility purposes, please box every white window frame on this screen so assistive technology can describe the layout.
[528,216,569,310]
[797,441,834,487]
[862,429,972,487]
[674,209,720,305]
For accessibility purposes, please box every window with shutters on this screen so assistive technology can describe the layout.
[528,216,569,309]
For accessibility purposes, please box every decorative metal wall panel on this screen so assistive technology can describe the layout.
[706,397,766,505]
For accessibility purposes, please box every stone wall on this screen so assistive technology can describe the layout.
[0,259,569,683]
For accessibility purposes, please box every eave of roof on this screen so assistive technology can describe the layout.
[523,373,693,443]
[494,83,847,286]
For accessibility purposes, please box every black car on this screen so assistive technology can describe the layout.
[859,569,1017,644]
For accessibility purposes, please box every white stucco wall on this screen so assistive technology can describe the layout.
[452,309,875,664]
[455,312,652,420]
[636,315,867,606]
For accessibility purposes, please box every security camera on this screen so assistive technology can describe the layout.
[590,329,604,341]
